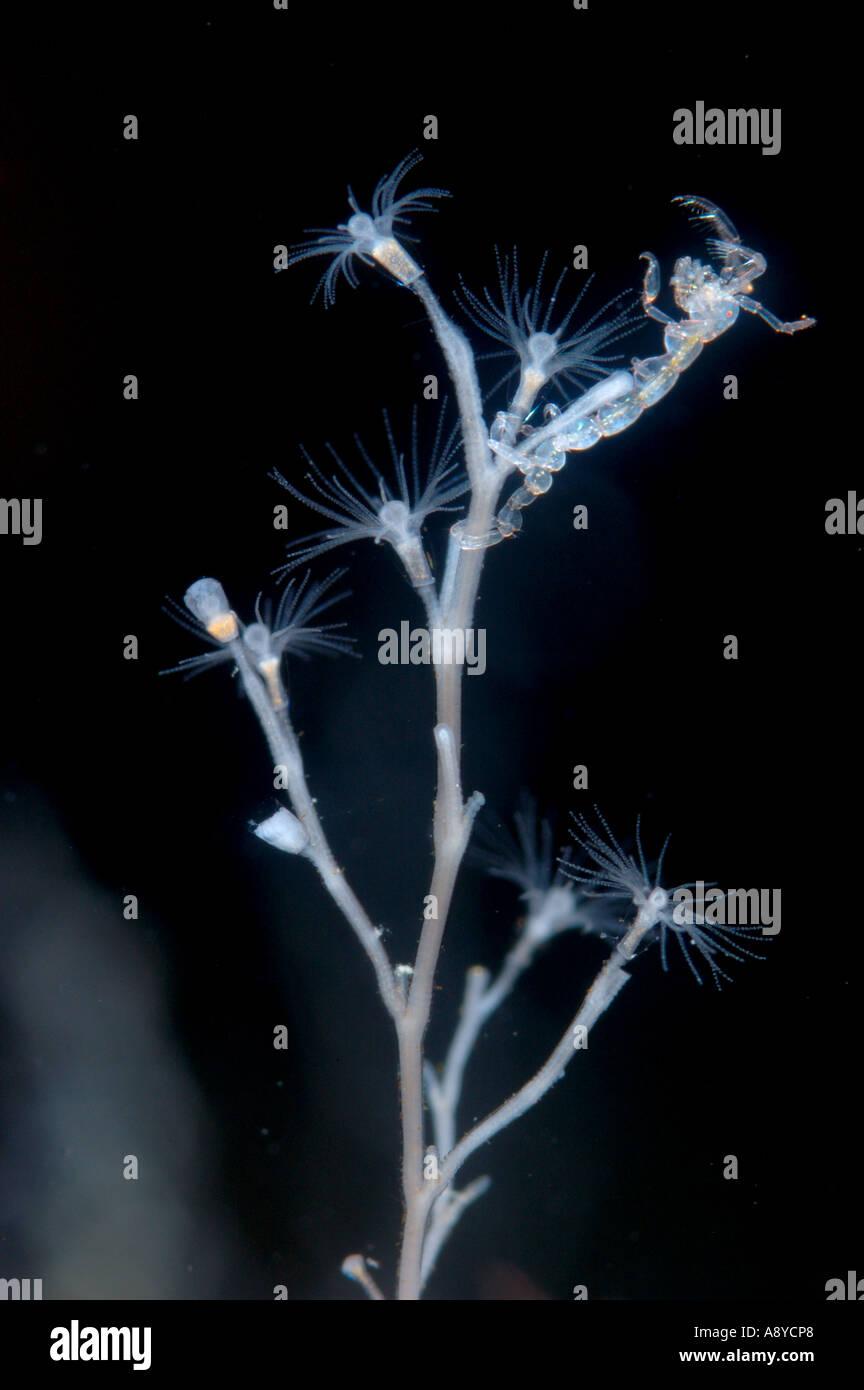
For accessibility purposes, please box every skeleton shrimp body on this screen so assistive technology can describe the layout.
[465,196,815,547]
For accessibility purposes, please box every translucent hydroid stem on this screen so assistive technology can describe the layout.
[233,642,401,1020]
[425,965,491,1160]
[419,882,592,1282]
[392,276,507,1296]
[419,1175,491,1292]
[426,914,549,1163]
[397,725,483,1285]
[411,276,491,488]
[396,721,485,1302]
[432,902,658,1202]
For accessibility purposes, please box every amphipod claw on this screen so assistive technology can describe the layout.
[639,251,661,304]
[672,194,741,246]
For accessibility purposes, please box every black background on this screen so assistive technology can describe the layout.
[0,4,857,1302]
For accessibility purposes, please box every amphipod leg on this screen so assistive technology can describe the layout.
[672,195,741,246]
[737,297,816,334]
[639,252,674,326]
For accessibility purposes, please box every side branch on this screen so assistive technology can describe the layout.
[426,918,544,1159]
[235,644,402,1020]
[435,905,658,1196]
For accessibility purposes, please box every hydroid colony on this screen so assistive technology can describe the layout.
[167,153,813,1300]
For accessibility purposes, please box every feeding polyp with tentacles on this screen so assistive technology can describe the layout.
[272,408,468,592]
[563,810,769,988]
[284,150,450,304]
[473,795,623,948]
[163,570,355,710]
[457,249,646,412]
[282,161,815,553]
